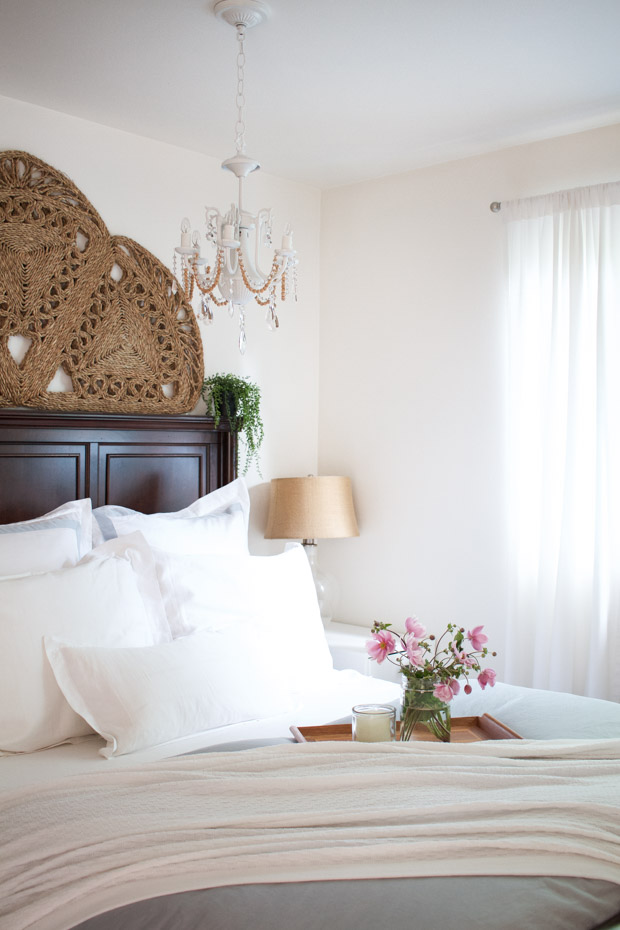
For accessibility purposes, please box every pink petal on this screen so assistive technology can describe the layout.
[405,617,427,639]
[433,683,454,702]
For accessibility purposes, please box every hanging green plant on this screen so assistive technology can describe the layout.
[201,372,264,476]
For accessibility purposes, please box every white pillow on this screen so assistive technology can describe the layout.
[0,533,171,753]
[45,629,291,757]
[92,478,249,555]
[159,545,333,691]
[0,498,92,575]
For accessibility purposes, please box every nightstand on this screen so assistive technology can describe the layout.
[325,621,400,683]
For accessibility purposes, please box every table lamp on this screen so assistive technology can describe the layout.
[265,475,359,626]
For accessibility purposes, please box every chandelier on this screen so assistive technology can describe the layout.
[173,0,298,354]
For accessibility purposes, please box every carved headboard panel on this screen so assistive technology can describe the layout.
[0,409,236,523]
[0,151,203,413]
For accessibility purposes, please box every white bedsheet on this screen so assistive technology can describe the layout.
[0,669,400,787]
[3,673,620,790]
[3,738,620,930]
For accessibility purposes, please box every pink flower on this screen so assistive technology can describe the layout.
[405,616,427,640]
[366,630,396,664]
[434,682,456,703]
[434,679,460,701]
[451,646,475,667]
[464,683,472,694]
[467,625,488,651]
[477,668,497,690]
[406,640,425,667]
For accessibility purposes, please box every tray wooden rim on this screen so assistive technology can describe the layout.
[290,713,522,743]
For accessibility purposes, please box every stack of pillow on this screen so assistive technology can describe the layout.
[0,481,333,758]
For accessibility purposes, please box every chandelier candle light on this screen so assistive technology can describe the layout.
[174,0,298,354]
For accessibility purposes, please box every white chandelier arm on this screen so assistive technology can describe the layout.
[251,207,274,281]
[237,251,287,295]
[251,250,287,285]
[192,261,229,307]
[189,249,224,294]
[205,207,224,244]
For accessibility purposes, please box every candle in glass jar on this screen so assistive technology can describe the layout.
[352,704,396,742]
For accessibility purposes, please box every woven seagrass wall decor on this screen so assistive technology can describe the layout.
[0,150,203,413]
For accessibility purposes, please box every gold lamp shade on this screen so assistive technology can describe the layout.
[265,476,359,541]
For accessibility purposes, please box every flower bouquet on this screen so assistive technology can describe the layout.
[367,618,497,741]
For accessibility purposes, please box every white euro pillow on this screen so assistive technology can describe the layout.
[0,533,170,753]
[92,478,249,554]
[45,629,291,758]
[0,498,92,575]
[159,545,333,690]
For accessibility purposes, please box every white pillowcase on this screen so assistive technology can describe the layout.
[159,545,333,690]
[92,478,249,555]
[0,533,170,753]
[46,629,291,757]
[0,498,92,575]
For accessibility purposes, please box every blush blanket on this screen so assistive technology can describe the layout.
[2,739,620,930]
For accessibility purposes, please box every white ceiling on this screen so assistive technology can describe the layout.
[1,0,619,189]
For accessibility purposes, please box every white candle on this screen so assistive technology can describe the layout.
[281,232,293,250]
[223,224,235,242]
[180,218,192,249]
[352,704,395,742]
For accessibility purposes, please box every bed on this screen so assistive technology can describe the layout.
[0,409,619,930]
[3,147,620,930]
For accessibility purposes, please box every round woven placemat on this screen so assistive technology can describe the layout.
[0,150,203,413]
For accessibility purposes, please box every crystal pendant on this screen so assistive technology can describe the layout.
[202,296,213,323]
[265,290,278,331]
[238,309,247,355]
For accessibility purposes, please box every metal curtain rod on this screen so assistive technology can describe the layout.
[489,202,501,212]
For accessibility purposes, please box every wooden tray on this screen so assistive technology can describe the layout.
[290,714,522,743]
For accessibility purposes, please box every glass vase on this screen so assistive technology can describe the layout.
[399,677,451,742]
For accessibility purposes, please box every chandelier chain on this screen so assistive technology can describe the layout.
[235,25,247,154]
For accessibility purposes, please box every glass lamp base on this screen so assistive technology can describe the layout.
[302,541,338,627]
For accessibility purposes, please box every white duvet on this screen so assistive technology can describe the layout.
[2,738,620,930]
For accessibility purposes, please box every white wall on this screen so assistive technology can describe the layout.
[319,124,620,675]
[0,94,322,549]
[3,94,620,678]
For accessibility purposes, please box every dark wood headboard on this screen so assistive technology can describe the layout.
[0,409,237,522]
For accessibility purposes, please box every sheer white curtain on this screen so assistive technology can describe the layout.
[504,181,620,700]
